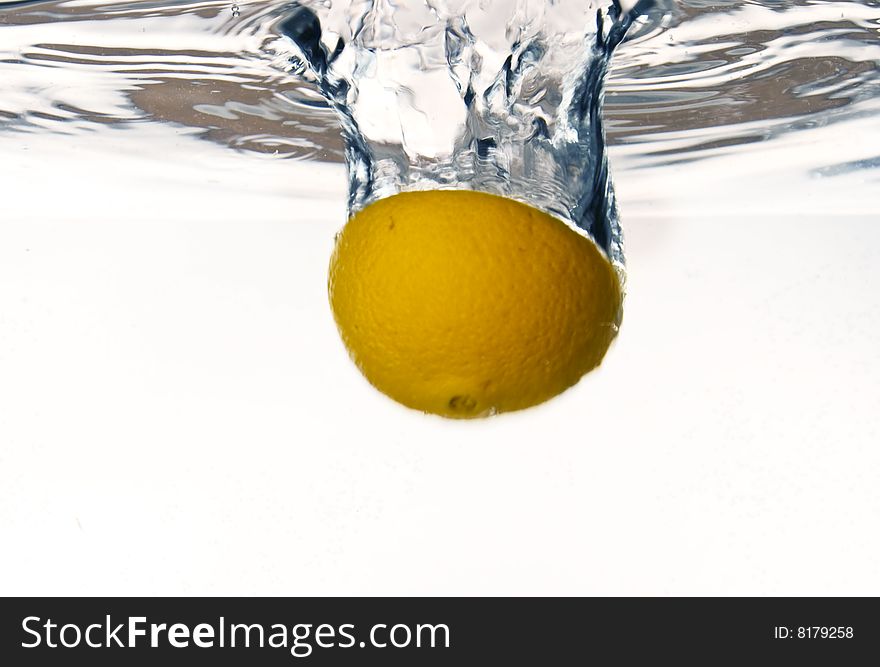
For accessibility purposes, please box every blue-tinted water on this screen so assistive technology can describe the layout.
[1,0,877,222]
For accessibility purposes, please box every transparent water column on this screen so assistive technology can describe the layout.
[280,0,639,271]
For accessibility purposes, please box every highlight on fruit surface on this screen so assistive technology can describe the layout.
[328,190,623,418]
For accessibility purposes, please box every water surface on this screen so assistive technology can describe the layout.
[1,0,877,222]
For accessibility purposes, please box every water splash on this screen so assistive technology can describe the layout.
[279,0,645,265]
[1,0,878,221]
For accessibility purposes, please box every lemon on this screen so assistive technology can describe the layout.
[328,190,622,418]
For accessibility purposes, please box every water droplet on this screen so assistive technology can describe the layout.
[448,395,477,412]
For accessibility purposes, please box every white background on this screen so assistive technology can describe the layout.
[1,116,879,596]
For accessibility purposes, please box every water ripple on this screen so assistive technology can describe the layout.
[606,0,880,167]
[1,0,879,176]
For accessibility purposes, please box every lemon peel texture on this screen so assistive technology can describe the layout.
[328,190,622,418]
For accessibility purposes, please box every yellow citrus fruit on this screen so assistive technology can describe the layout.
[328,190,622,418]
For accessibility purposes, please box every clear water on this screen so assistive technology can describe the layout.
[279,0,636,265]
[2,0,877,221]
[2,0,880,596]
